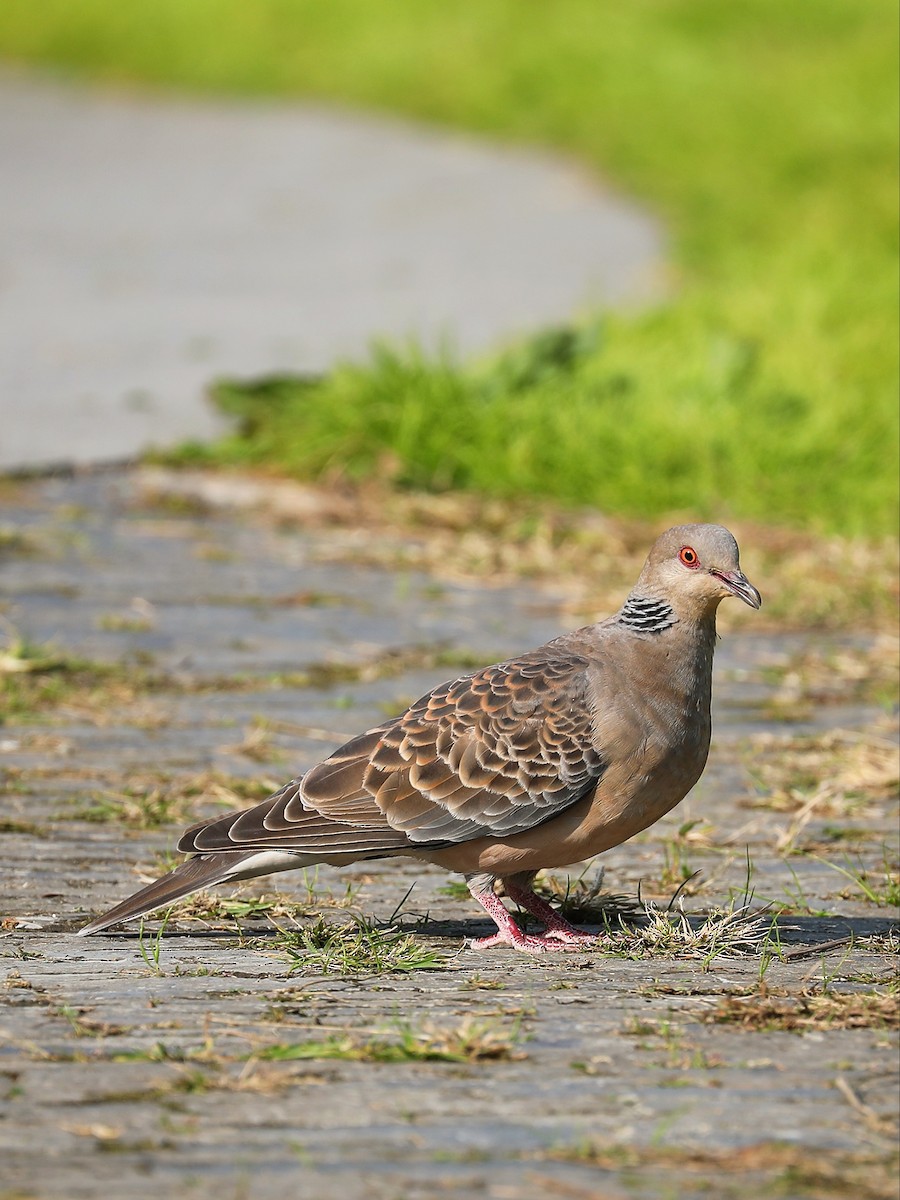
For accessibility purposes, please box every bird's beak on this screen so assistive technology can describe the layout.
[713,569,762,610]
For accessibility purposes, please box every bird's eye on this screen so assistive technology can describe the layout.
[679,546,699,567]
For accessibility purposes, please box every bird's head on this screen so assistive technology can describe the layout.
[635,524,762,618]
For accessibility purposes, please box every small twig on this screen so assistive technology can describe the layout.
[834,1075,896,1135]
[776,788,829,854]
[780,937,854,962]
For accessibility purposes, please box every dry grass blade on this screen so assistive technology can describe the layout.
[537,1141,899,1200]
[535,868,770,960]
[764,636,900,710]
[704,990,899,1032]
[71,770,279,830]
[218,719,277,761]
[604,900,771,961]
[745,730,899,827]
[254,1015,525,1064]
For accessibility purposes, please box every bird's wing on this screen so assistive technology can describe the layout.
[179,653,607,854]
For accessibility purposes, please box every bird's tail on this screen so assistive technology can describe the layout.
[76,849,303,936]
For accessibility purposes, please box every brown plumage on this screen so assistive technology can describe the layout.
[78,524,761,953]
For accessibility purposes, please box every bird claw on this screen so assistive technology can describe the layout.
[543,927,599,946]
[466,930,594,955]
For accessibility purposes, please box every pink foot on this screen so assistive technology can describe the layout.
[504,880,599,947]
[466,929,579,954]
[465,886,598,953]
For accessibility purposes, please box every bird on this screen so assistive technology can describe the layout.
[77,523,761,953]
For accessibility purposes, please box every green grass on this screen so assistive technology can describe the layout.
[2,1,897,534]
[264,914,447,975]
[254,1016,524,1063]
[69,772,269,829]
[815,851,900,910]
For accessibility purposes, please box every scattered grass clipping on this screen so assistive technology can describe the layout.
[537,1142,899,1200]
[704,990,899,1033]
[744,729,900,821]
[264,914,447,975]
[255,1015,524,1064]
[535,869,770,961]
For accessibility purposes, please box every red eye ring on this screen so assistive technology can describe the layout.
[679,546,700,568]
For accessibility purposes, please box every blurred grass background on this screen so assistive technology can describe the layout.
[1,0,897,535]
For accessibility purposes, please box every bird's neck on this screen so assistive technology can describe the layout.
[616,591,720,704]
[616,592,678,634]
[617,590,721,640]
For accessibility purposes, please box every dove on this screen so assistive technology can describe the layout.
[78,523,760,952]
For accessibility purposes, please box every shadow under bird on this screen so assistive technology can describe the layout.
[78,523,761,953]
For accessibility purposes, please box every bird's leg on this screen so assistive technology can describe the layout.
[464,874,586,954]
[502,873,598,945]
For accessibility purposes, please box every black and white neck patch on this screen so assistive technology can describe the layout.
[617,595,677,634]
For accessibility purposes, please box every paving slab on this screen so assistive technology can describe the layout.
[0,470,897,1200]
[0,70,662,472]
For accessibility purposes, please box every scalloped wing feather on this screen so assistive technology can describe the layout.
[177,654,607,856]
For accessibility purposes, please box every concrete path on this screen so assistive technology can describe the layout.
[0,71,662,472]
[1,471,896,1200]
